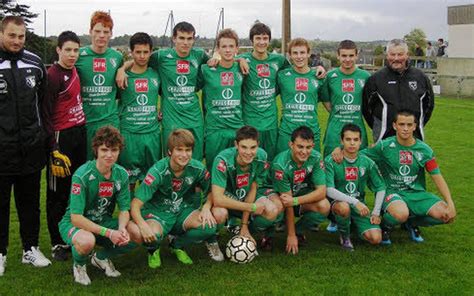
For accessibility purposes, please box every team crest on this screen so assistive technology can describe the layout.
[185,176,194,185]
[360,167,366,177]
[25,76,36,88]
[110,58,117,68]
[151,78,158,87]
[408,81,417,91]
[357,79,365,88]
[115,181,121,191]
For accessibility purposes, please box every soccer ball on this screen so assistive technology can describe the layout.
[225,235,258,264]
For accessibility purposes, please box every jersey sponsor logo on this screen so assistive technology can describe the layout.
[237,173,250,188]
[294,93,307,104]
[408,81,417,91]
[320,160,325,170]
[345,182,357,194]
[217,160,227,173]
[135,79,149,92]
[399,165,411,176]
[176,75,188,87]
[258,78,271,89]
[93,74,105,86]
[342,93,354,104]
[221,88,234,99]
[136,94,149,106]
[93,58,107,72]
[264,162,270,170]
[67,227,77,238]
[293,169,306,184]
[275,170,283,180]
[385,194,396,202]
[295,78,308,91]
[257,64,270,77]
[221,72,234,86]
[399,151,413,165]
[72,183,81,195]
[99,182,114,198]
[345,167,359,181]
[172,178,183,192]
[425,158,439,172]
[144,174,156,185]
[176,60,190,74]
[204,170,211,180]
[342,79,355,92]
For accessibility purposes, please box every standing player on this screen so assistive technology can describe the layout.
[272,126,329,255]
[128,129,219,266]
[276,38,324,154]
[211,126,283,246]
[58,126,136,285]
[76,11,123,159]
[118,32,161,189]
[363,110,456,244]
[45,31,87,261]
[325,124,385,251]
[201,28,244,170]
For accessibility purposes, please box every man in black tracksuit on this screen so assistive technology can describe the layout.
[0,16,51,275]
[362,39,434,143]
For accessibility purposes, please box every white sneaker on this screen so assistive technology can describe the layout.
[73,264,91,286]
[205,242,224,262]
[91,253,121,277]
[22,247,52,267]
[0,254,6,276]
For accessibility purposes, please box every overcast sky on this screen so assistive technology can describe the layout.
[21,0,472,41]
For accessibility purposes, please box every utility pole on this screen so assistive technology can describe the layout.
[282,0,291,54]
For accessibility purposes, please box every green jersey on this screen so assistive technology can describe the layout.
[64,160,130,224]
[362,136,441,193]
[135,158,210,213]
[272,149,326,196]
[324,154,385,203]
[76,46,123,124]
[320,68,371,155]
[118,68,160,133]
[201,63,244,131]
[277,68,323,136]
[211,147,269,201]
[239,52,289,131]
[149,47,209,129]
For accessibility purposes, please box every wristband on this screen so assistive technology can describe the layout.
[251,203,257,213]
[293,197,299,206]
[100,227,107,237]
[107,229,114,239]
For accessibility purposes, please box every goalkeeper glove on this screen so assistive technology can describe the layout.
[50,150,72,178]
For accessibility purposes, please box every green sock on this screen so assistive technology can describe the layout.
[382,212,400,229]
[72,245,88,266]
[96,242,136,260]
[251,215,275,233]
[172,226,216,249]
[295,211,327,235]
[408,216,444,227]
[334,214,350,236]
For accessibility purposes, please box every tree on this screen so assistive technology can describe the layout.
[0,0,38,26]
[404,28,427,55]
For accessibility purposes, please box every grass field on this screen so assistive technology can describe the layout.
[0,97,473,295]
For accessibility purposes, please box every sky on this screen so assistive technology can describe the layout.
[20,0,473,41]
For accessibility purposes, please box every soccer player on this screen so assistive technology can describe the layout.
[201,28,244,170]
[276,38,324,154]
[211,126,283,245]
[76,11,123,159]
[45,31,87,261]
[128,129,219,267]
[58,126,136,286]
[363,110,456,244]
[325,124,385,251]
[272,126,329,255]
[117,32,161,189]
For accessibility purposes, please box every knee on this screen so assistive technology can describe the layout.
[212,207,228,224]
[388,204,409,222]
[317,199,331,216]
[365,231,382,245]
[74,232,95,254]
[333,202,350,217]
[127,222,143,244]
[263,203,279,221]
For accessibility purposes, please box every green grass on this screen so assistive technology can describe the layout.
[1,97,473,295]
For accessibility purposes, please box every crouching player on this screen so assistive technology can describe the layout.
[128,129,217,267]
[363,110,456,244]
[211,126,283,249]
[272,126,329,255]
[325,124,385,251]
[58,126,136,285]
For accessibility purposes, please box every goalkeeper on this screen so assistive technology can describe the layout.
[45,31,87,261]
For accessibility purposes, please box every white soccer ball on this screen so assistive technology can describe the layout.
[225,235,258,264]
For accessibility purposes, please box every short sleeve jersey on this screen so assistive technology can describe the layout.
[201,63,244,130]
[64,160,130,224]
[324,154,385,203]
[135,158,211,213]
[361,136,440,193]
[118,68,160,133]
[277,68,323,136]
[76,46,123,124]
[272,149,326,196]
[239,52,289,131]
[149,47,209,129]
[211,147,269,201]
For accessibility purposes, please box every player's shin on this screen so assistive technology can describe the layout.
[334,214,350,236]
[295,211,327,235]
[381,212,401,229]
[72,245,88,266]
[407,216,444,227]
[172,226,217,249]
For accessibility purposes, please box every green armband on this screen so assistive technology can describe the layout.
[293,197,299,206]
[100,227,107,237]
[251,203,257,212]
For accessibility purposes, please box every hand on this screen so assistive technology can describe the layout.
[199,208,216,229]
[280,193,294,208]
[115,67,128,89]
[207,57,220,67]
[286,235,298,255]
[116,228,130,246]
[50,150,72,178]
[315,65,326,79]
[253,202,265,215]
[157,111,163,121]
[139,223,157,244]
[239,226,255,244]
[109,229,127,246]
[370,214,381,225]
[238,58,249,75]
[443,205,456,223]
[331,147,344,164]
[355,202,370,216]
